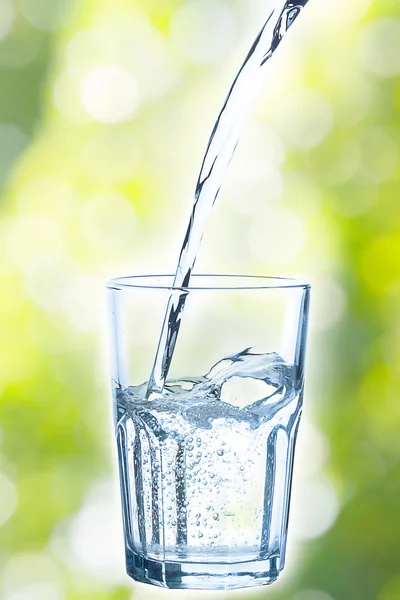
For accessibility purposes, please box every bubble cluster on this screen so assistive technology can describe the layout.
[116,351,302,562]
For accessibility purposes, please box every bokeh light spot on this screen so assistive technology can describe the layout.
[0,124,28,183]
[291,475,340,540]
[226,126,285,214]
[124,18,181,99]
[3,584,65,600]
[284,172,322,220]
[313,0,371,27]
[5,214,66,269]
[65,28,114,75]
[273,90,334,150]
[59,273,102,332]
[81,128,140,185]
[79,191,136,252]
[17,0,76,32]
[356,129,398,184]
[66,22,180,100]
[249,208,307,265]
[227,171,283,216]
[326,140,361,186]
[296,419,330,479]
[0,553,64,597]
[52,72,91,124]
[17,177,77,221]
[234,125,285,181]
[311,275,347,331]
[334,74,375,128]
[360,18,400,78]
[81,65,140,124]
[51,480,126,584]
[330,185,377,218]
[0,472,18,527]
[0,0,15,41]
[23,253,79,312]
[0,19,41,68]
[170,0,236,64]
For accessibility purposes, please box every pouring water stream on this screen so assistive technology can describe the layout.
[147,0,311,397]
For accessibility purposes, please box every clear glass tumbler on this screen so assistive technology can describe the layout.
[107,274,310,590]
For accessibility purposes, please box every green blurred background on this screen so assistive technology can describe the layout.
[0,0,399,599]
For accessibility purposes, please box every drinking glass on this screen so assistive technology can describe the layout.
[107,274,310,590]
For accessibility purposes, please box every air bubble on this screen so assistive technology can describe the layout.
[217,449,224,456]
[213,513,219,521]
[288,8,299,22]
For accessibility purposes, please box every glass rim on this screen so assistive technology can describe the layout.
[106,273,311,291]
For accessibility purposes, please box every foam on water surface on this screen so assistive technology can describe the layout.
[118,349,298,435]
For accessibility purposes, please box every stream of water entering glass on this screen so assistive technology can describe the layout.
[147,0,310,397]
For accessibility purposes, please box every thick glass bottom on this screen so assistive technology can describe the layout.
[126,549,282,590]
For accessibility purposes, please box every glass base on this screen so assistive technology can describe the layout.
[126,550,282,590]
